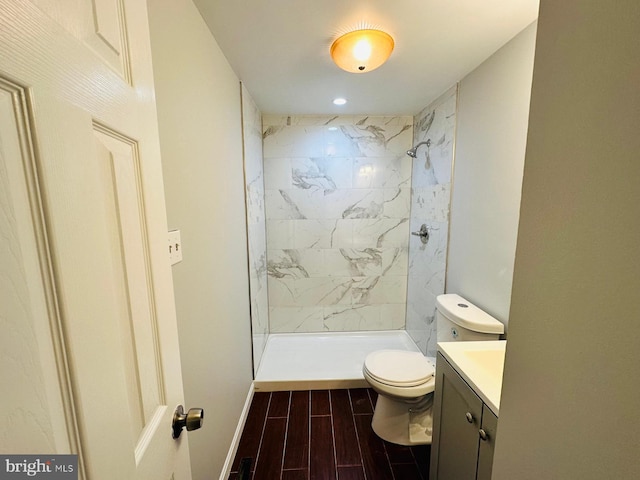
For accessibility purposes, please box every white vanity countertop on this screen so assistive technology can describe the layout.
[437,340,507,416]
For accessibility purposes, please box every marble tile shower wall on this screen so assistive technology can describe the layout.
[241,84,269,373]
[262,115,414,333]
[406,86,457,355]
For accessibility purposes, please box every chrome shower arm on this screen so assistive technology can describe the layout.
[406,139,431,157]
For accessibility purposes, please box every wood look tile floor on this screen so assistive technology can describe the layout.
[229,388,430,480]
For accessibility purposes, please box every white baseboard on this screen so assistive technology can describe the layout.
[219,382,255,480]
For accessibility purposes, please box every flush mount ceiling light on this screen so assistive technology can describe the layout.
[330,29,395,73]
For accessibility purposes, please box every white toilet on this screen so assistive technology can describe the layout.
[363,293,504,445]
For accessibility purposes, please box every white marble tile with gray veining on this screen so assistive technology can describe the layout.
[263,114,413,128]
[353,156,411,189]
[267,249,313,280]
[263,125,327,158]
[264,189,308,220]
[269,306,326,332]
[352,116,414,127]
[322,304,381,331]
[413,86,457,188]
[408,219,449,263]
[324,248,383,277]
[264,157,293,190]
[406,290,437,353]
[383,187,411,219]
[291,157,353,193]
[266,219,295,249]
[414,87,457,145]
[381,304,407,329]
[295,219,339,249]
[263,115,346,127]
[352,275,407,305]
[263,114,414,333]
[337,189,385,220]
[411,184,451,222]
[268,276,354,307]
[242,84,268,372]
[246,172,265,217]
[351,218,410,248]
[338,124,413,157]
[405,86,457,352]
[408,256,446,296]
[380,247,408,276]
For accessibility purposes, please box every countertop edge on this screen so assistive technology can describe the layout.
[437,340,506,416]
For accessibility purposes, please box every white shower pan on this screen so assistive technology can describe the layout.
[254,330,421,392]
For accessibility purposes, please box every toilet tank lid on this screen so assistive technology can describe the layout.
[436,294,504,334]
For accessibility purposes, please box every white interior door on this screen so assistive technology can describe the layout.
[0,1,191,478]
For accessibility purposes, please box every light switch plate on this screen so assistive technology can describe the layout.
[168,230,182,265]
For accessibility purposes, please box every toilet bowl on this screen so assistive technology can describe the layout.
[363,294,505,446]
[363,350,436,445]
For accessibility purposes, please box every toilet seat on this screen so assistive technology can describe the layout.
[364,350,435,388]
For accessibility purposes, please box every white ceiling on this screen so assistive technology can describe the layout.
[192,0,539,115]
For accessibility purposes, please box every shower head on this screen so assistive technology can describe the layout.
[406,139,431,158]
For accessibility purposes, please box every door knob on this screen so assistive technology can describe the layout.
[172,405,204,439]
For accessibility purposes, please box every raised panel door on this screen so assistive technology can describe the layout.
[0,1,190,478]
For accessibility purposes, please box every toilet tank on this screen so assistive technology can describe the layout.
[436,294,504,342]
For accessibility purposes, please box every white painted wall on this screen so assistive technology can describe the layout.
[494,1,640,478]
[146,1,253,478]
[447,23,537,326]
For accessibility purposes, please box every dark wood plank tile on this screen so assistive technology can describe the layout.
[232,388,427,480]
[337,466,366,480]
[253,418,287,480]
[331,390,362,466]
[412,444,431,479]
[367,389,378,408]
[391,462,423,479]
[349,388,373,414]
[268,391,291,418]
[354,414,393,480]
[310,415,337,480]
[311,390,331,416]
[228,458,252,480]
[231,392,270,471]
[385,440,415,464]
[284,391,310,470]
[282,469,309,480]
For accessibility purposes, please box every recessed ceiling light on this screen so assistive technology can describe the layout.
[333,98,347,106]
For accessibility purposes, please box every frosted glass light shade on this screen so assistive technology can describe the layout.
[330,29,395,73]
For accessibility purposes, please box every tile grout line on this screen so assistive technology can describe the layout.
[347,389,368,479]
[234,389,428,479]
[382,429,397,479]
[328,391,339,480]
[252,392,273,479]
[307,390,311,479]
[367,389,398,480]
[278,392,292,480]
[409,447,427,480]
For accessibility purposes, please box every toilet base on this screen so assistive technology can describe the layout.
[371,394,433,446]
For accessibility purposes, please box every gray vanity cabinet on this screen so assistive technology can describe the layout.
[430,352,498,480]
[476,404,497,479]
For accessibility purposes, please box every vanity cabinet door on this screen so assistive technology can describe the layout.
[477,405,498,480]
[430,353,484,480]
